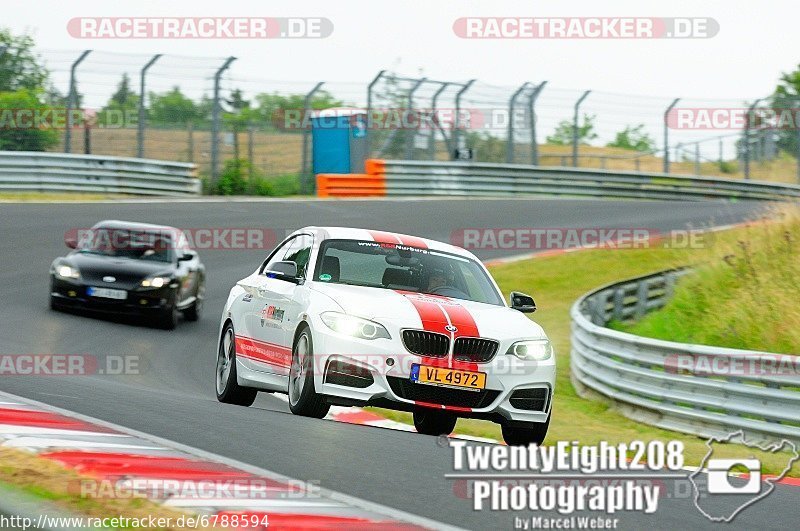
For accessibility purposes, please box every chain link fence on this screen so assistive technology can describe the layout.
[27,49,800,194]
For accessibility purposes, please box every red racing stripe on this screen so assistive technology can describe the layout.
[435,299,480,339]
[395,291,450,336]
[414,400,472,413]
[366,230,402,245]
[235,335,291,370]
[395,234,427,249]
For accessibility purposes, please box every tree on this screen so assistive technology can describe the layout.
[0,90,59,151]
[607,124,655,152]
[97,73,139,128]
[253,89,343,130]
[0,29,57,151]
[771,65,800,158]
[148,86,198,126]
[546,114,598,145]
[0,29,48,92]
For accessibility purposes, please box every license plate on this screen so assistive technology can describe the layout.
[86,286,127,300]
[410,364,486,391]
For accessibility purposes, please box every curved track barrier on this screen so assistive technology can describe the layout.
[0,152,200,196]
[570,269,800,443]
[318,159,800,201]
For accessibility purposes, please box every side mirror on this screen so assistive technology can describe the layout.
[178,250,197,262]
[266,260,300,283]
[510,291,536,313]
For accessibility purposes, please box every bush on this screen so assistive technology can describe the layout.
[0,90,59,151]
[212,159,300,196]
[718,160,738,174]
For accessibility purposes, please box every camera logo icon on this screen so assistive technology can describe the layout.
[706,458,761,494]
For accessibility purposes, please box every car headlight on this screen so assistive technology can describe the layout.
[320,312,391,340]
[140,276,172,288]
[507,339,553,361]
[54,264,80,280]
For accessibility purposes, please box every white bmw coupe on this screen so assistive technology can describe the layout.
[216,227,555,445]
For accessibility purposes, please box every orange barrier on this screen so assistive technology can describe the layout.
[316,160,388,197]
[316,172,386,197]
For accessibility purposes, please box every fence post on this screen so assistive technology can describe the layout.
[797,119,800,183]
[695,142,701,175]
[248,123,255,179]
[365,70,386,158]
[428,82,450,160]
[137,54,162,158]
[663,98,680,173]
[404,78,426,160]
[743,98,762,180]
[528,81,547,165]
[300,81,325,194]
[187,122,194,163]
[211,56,236,187]
[572,90,591,167]
[453,79,475,159]
[506,82,529,163]
[64,50,91,154]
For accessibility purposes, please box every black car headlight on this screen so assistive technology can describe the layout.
[320,312,391,340]
[54,264,81,281]
[140,275,173,288]
[506,339,553,361]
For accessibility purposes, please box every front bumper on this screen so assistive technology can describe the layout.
[311,322,555,425]
[50,277,174,315]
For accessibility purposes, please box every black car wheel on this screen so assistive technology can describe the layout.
[183,280,204,322]
[157,294,179,330]
[288,326,330,418]
[216,322,258,406]
[413,407,457,436]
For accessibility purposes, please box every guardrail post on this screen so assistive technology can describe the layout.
[453,79,475,160]
[572,90,591,167]
[743,98,762,180]
[506,82,530,163]
[591,291,609,325]
[137,54,162,159]
[428,82,450,160]
[663,272,676,306]
[634,281,649,320]
[365,70,386,157]
[404,78,427,160]
[300,81,325,194]
[211,56,236,187]
[663,98,680,173]
[528,81,547,165]
[64,50,91,154]
[612,287,625,322]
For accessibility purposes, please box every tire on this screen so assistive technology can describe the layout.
[288,326,329,418]
[157,301,179,330]
[501,416,550,446]
[216,322,258,406]
[413,407,457,436]
[183,281,204,322]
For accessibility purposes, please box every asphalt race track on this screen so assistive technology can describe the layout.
[0,197,793,530]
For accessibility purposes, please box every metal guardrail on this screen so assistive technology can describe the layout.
[0,151,200,196]
[361,160,800,201]
[570,269,800,443]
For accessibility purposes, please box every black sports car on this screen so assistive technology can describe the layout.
[49,220,205,329]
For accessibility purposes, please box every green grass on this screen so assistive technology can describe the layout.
[618,210,800,353]
[368,217,800,476]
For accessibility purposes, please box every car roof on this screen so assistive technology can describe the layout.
[293,226,476,259]
[92,220,181,233]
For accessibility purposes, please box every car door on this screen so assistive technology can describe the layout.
[237,237,296,375]
[249,234,313,376]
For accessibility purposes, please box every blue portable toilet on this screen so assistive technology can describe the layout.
[311,109,368,175]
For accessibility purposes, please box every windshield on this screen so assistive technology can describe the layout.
[314,239,503,306]
[77,227,174,263]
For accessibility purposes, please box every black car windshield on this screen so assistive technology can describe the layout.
[77,227,174,263]
[314,239,504,306]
